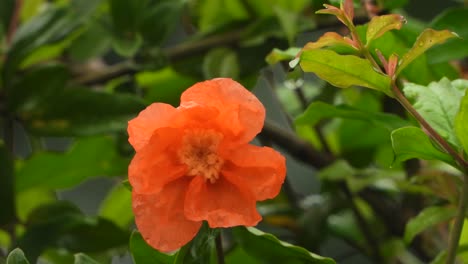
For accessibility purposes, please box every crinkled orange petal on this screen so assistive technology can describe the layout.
[129,127,186,194]
[222,144,286,201]
[180,78,265,145]
[133,178,202,252]
[128,103,177,151]
[184,176,261,227]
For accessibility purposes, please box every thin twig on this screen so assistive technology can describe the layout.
[6,0,23,45]
[391,83,468,170]
[215,232,225,264]
[446,176,468,264]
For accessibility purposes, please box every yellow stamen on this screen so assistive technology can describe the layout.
[178,129,224,183]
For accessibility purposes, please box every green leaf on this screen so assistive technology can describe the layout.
[366,14,405,46]
[225,246,260,264]
[427,8,468,64]
[16,136,128,192]
[99,183,133,228]
[202,48,240,79]
[455,89,468,156]
[68,19,112,61]
[197,0,248,33]
[403,78,468,150]
[16,188,56,222]
[111,33,142,57]
[174,224,217,264]
[21,87,145,136]
[0,141,15,227]
[4,3,94,79]
[8,64,69,112]
[139,1,184,46]
[295,102,409,131]
[73,253,101,264]
[18,201,129,262]
[396,29,457,76]
[233,226,335,263]
[130,231,175,264]
[266,47,301,65]
[318,160,355,182]
[391,127,456,166]
[136,67,196,106]
[302,32,358,55]
[404,206,457,244]
[6,249,30,264]
[299,49,392,96]
[109,0,145,33]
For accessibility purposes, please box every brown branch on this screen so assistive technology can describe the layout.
[6,0,23,45]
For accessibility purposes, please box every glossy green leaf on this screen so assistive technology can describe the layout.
[404,206,457,244]
[295,102,409,131]
[366,14,405,46]
[396,29,457,76]
[391,127,456,166]
[300,49,392,96]
[21,87,145,136]
[174,224,217,264]
[109,0,145,33]
[203,48,240,79]
[427,8,468,64]
[225,246,260,264]
[0,141,15,227]
[18,201,128,262]
[74,253,100,264]
[233,227,335,263]
[130,231,175,264]
[6,249,30,264]
[266,47,301,65]
[16,136,128,192]
[455,89,468,156]
[99,183,133,228]
[403,78,468,150]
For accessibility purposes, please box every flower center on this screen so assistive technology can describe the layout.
[178,129,224,183]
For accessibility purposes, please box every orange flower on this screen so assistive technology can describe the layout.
[128,78,286,252]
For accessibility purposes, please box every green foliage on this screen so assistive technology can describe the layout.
[130,231,175,264]
[233,227,335,264]
[404,206,457,244]
[1,0,468,263]
[73,253,101,264]
[391,126,456,166]
[396,29,457,76]
[455,89,468,156]
[17,201,128,262]
[16,136,128,191]
[403,78,468,150]
[6,249,30,264]
[295,102,409,131]
[300,49,392,96]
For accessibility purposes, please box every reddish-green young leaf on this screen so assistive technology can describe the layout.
[316,4,351,28]
[300,49,392,96]
[343,0,354,22]
[396,29,458,76]
[302,32,357,53]
[366,14,405,46]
